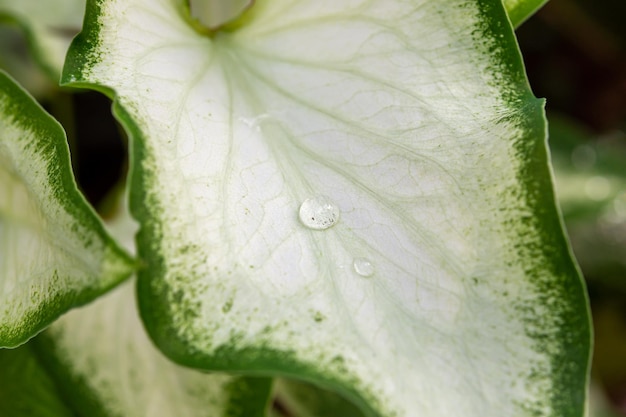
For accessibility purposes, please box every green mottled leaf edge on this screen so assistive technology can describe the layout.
[0,343,76,417]
[502,0,549,28]
[60,0,592,416]
[475,1,591,414]
[0,70,136,347]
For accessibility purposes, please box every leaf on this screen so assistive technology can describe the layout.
[0,344,75,417]
[63,0,590,416]
[0,70,134,347]
[32,278,272,417]
[502,0,549,27]
[0,0,85,78]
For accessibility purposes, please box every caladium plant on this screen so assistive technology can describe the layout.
[0,0,591,416]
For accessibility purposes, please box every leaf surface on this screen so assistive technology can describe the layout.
[0,70,134,347]
[63,0,590,416]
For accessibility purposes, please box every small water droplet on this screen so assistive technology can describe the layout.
[353,258,374,277]
[299,196,340,230]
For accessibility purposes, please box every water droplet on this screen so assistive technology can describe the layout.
[299,196,340,230]
[353,258,374,277]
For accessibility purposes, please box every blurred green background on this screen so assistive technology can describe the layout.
[1,0,625,415]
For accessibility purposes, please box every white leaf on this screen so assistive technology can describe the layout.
[63,0,590,416]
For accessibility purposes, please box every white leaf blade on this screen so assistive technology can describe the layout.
[63,1,590,416]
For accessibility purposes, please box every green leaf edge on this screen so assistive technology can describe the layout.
[60,0,592,415]
[0,70,136,347]
[479,1,592,413]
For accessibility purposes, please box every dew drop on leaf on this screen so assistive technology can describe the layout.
[353,258,375,277]
[298,196,340,230]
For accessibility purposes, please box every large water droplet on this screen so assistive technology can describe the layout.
[299,196,340,230]
[353,258,374,277]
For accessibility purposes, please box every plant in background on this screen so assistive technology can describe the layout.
[0,0,591,416]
